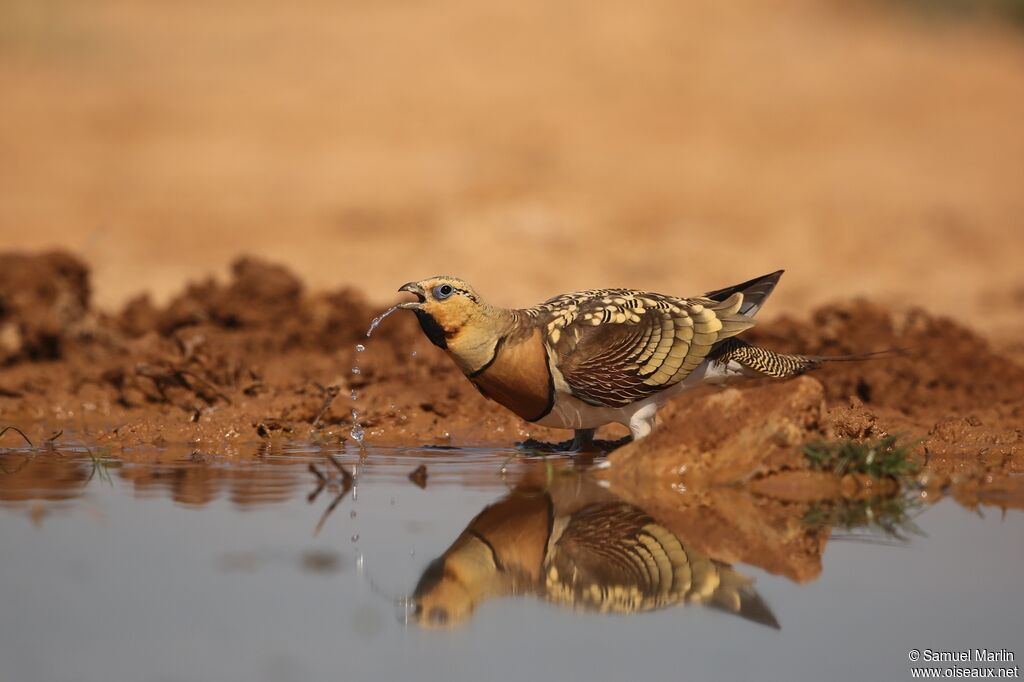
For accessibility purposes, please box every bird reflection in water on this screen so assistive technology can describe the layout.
[412,472,779,630]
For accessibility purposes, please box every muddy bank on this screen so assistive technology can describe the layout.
[1,251,1022,502]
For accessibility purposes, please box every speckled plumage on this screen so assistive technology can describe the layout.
[397,270,826,444]
[517,287,754,407]
[710,337,820,378]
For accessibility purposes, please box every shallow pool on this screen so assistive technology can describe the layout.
[0,445,1020,682]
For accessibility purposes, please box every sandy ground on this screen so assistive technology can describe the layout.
[1,2,1023,505]
[0,252,1021,509]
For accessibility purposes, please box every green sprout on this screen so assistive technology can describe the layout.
[84,446,119,485]
[803,435,918,480]
[804,493,925,542]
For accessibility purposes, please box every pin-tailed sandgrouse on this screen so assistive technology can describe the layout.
[398,271,832,448]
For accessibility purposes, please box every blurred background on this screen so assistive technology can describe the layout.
[1,0,1022,340]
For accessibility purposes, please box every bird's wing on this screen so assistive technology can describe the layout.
[545,502,779,626]
[531,289,755,407]
[544,503,692,612]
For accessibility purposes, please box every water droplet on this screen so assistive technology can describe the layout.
[355,343,366,352]
[350,389,358,401]
[351,534,360,542]
[351,367,361,375]
[410,350,417,358]
[349,509,357,518]
[350,408,364,443]
[409,549,415,556]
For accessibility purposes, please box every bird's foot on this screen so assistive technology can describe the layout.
[514,431,631,457]
[515,438,575,455]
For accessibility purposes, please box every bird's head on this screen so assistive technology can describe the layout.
[411,523,508,629]
[410,556,477,629]
[397,276,499,355]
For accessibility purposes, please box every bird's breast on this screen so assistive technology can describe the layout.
[469,329,554,423]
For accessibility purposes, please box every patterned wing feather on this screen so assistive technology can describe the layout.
[543,503,692,613]
[543,503,779,625]
[530,289,755,407]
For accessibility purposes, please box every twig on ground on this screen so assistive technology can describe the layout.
[311,384,341,429]
[0,426,33,447]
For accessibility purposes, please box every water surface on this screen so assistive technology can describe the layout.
[0,445,1021,682]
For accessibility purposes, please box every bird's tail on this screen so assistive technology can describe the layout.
[706,567,781,630]
[710,339,899,379]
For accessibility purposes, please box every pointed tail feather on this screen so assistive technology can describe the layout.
[704,270,784,318]
[707,586,781,630]
[704,566,781,629]
[711,340,902,379]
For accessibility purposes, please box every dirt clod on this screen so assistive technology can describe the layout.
[0,251,92,363]
[409,464,428,489]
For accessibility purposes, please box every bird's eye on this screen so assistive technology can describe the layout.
[433,284,455,300]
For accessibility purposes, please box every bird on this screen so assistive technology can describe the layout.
[411,472,779,629]
[397,270,846,449]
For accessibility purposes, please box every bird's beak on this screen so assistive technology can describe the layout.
[398,282,426,309]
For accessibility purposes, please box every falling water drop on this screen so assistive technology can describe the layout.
[351,534,360,542]
[351,367,361,375]
[355,343,366,353]
[350,408,365,443]
[350,389,358,401]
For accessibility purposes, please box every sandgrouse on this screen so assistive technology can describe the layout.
[398,270,829,448]
[412,473,778,628]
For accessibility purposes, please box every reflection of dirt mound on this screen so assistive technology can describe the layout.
[0,251,1021,498]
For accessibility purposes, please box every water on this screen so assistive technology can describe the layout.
[350,342,367,443]
[352,307,418,443]
[0,446,1021,682]
[351,308,420,443]
[365,305,401,338]
[349,409,364,443]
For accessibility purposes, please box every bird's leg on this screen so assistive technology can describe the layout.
[628,404,658,441]
[569,428,596,452]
